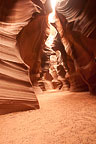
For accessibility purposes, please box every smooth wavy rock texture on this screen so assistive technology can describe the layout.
[0,0,40,114]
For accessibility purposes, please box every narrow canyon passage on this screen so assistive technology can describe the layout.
[0,0,96,143]
[0,90,96,144]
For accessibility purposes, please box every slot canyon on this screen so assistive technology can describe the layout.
[0,0,96,143]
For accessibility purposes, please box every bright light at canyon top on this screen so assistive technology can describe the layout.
[48,0,57,23]
[46,0,57,47]
[50,0,57,13]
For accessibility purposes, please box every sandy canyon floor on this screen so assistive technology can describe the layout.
[0,90,96,144]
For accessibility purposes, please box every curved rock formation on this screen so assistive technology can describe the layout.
[54,11,96,94]
[52,32,88,92]
[17,14,48,84]
[0,0,45,114]
[56,0,96,38]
